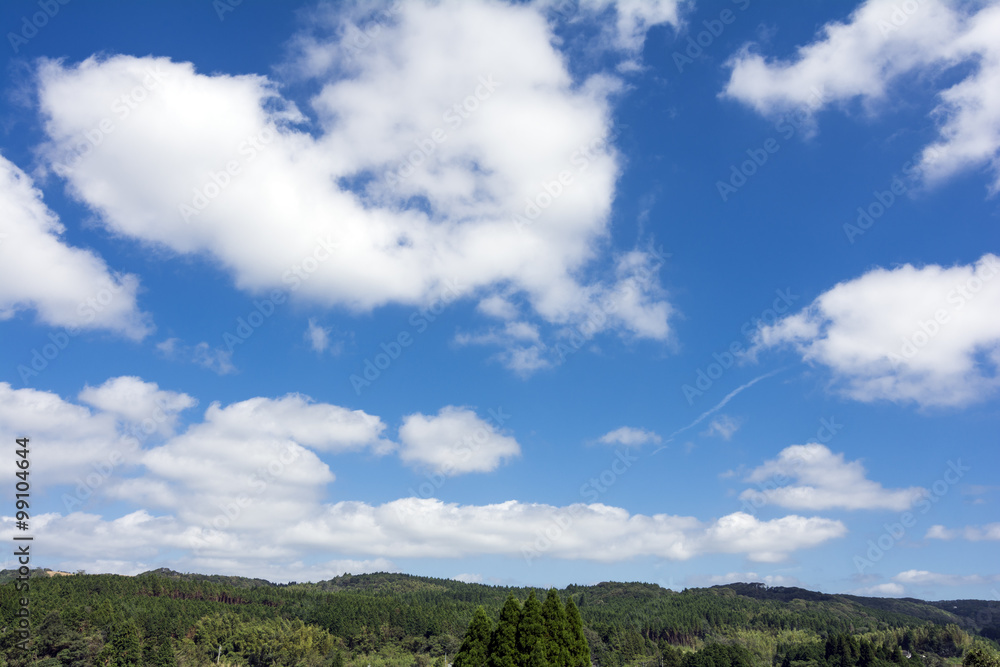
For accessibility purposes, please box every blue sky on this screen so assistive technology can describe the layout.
[0,0,998,601]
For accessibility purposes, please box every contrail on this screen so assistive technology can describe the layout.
[651,367,786,455]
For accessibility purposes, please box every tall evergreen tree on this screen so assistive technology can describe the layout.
[454,606,493,667]
[516,591,549,667]
[563,597,590,667]
[489,594,522,667]
[541,589,570,667]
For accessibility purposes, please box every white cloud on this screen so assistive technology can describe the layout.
[0,381,142,485]
[0,153,150,338]
[702,414,741,440]
[192,394,393,455]
[1,380,848,571]
[1,511,393,582]
[564,0,686,53]
[283,501,845,563]
[305,318,331,353]
[452,572,484,584]
[156,338,236,375]
[78,376,196,436]
[398,406,520,475]
[925,523,1000,541]
[454,320,549,375]
[597,426,662,447]
[108,393,395,536]
[723,0,1000,191]
[477,294,519,320]
[35,1,673,370]
[850,582,905,597]
[14,501,845,575]
[893,569,1000,587]
[749,254,1000,407]
[741,444,926,511]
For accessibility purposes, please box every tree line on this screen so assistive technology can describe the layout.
[452,590,589,667]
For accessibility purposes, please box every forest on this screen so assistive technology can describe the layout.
[1,568,998,667]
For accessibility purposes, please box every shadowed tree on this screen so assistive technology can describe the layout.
[489,594,523,667]
[541,589,570,667]
[564,597,590,667]
[517,591,549,667]
[454,606,493,667]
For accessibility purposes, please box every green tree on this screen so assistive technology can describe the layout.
[859,640,876,667]
[541,589,570,667]
[97,620,141,667]
[454,606,493,667]
[517,591,549,667]
[964,646,1000,667]
[489,594,523,667]
[563,598,589,667]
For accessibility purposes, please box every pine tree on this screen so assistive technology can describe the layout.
[563,598,590,667]
[541,589,570,667]
[489,594,523,667]
[455,606,493,667]
[516,591,549,667]
[859,640,875,667]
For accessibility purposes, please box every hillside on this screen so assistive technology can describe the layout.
[1,570,998,666]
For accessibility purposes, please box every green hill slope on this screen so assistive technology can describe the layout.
[0,570,997,667]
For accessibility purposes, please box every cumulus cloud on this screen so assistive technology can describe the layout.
[108,393,396,534]
[1,378,850,573]
[19,501,845,574]
[269,500,846,563]
[926,523,1000,541]
[850,582,905,597]
[723,0,1000,191]
[0,381,152,485]
[741,444,926,511]
[1,512,394,582]
[0,153,150,338]
[893,569,1000,587]
[35,0,674,373]
[191,394,394,455]
[597,426,662,447]
[559,0,686,53]
[78,376,196,436]
[748,254,1000,407]
[398,406,520,475]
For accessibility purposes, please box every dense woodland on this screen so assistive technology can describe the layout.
[0,569,998,667]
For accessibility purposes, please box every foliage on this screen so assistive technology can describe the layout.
[0,571,994,667]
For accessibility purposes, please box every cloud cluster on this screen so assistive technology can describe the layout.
[741,444,926,511]
[34,0,675,373]
[749,254,1000,407]
[926,523,1000,541]
[850,582,905,597]
[398,406,520,475]
[724,0,1000,191]
[893,569,1000,587]
[0,377,852,573]
[0,380,192,484]
[0,154,150,338]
